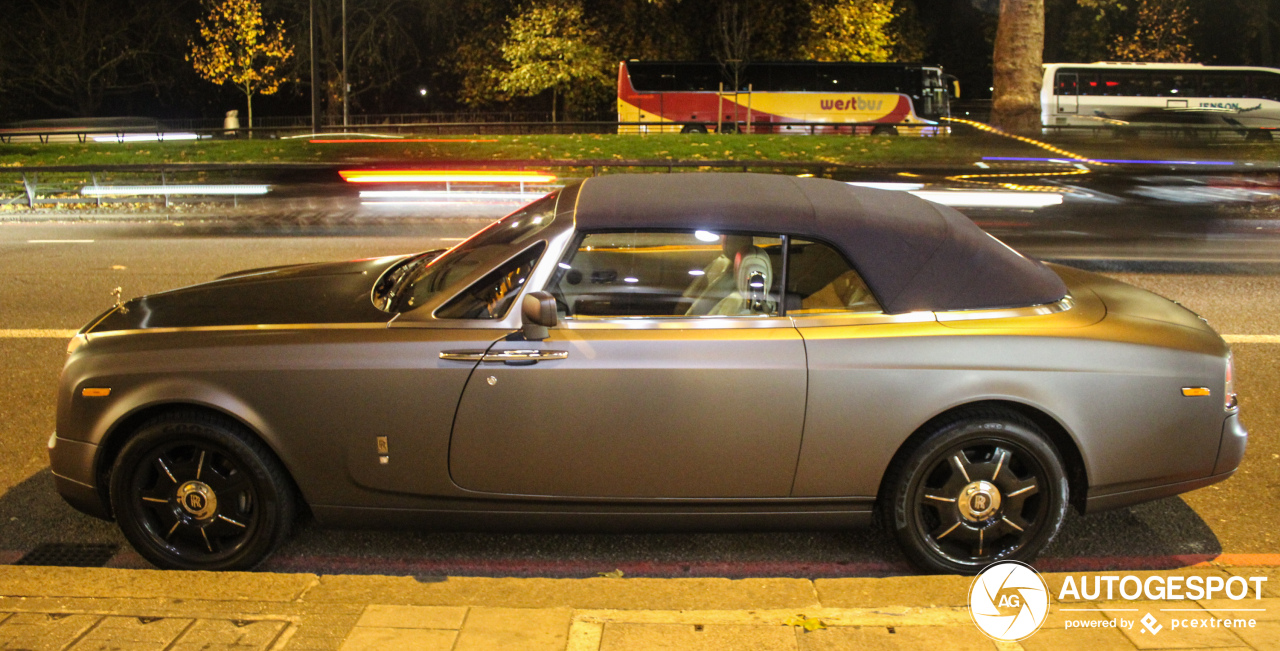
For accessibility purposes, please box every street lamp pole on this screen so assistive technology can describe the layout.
[341,0,349,130]
[309,0,318,133]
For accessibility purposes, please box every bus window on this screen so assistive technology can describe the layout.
[1251,73,1280,100]
[1149,74,1196,97]
[1076,72,1101,96]
[1201,72,1247,97]
[1099,72,1127,96]
[815,67,845,91]
[1055,72,1078,96]
[1126,73,1152,96]
[770,64,816,92]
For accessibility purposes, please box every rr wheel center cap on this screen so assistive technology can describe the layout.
[958,480,1001,522]
[176,481,217,520]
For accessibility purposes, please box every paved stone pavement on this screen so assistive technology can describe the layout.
[1,563,1278,650]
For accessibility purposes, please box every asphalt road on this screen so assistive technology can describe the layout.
[1,219,1277,578]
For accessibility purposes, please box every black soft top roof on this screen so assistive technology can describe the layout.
[573,174,1067,314]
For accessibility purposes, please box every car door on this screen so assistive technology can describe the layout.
[780,238,939,499]
[446,230,808,498]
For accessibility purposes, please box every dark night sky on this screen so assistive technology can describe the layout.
[0,0,1274,123]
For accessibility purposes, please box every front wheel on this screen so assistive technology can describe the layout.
[109,412,295,571]
[883,409,1069,574]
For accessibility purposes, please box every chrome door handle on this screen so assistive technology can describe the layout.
[439,350,486,361]
[482,349,569,365]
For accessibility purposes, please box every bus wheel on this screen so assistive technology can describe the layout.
[871,125,899,136]
[1247,130,1273,142]
[718,123,738,134]
[681,124,708,134]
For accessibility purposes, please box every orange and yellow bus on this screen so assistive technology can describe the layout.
[617,60,955,135]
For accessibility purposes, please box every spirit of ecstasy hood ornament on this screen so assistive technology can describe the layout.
[110,286,129,314]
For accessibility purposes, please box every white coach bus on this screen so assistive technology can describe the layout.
[1042,62,1280,139]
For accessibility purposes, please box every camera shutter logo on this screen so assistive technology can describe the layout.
[969,561,1050,641]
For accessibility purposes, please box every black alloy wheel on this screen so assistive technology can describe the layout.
[884,409,1069,574]
[110,412,295,571]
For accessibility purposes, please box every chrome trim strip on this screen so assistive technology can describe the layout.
[82,306,120,335]
[934,296,1074,322]
[440,350,487,361]
[562,315,796,330]
[790,311,936,328]
[482,349,568,362]
[86,322,390,340]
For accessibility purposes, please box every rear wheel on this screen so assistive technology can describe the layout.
[883,409,1069,574]
[109,412,295,571]
[681,123,708,134]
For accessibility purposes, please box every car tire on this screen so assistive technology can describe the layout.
[883,408,1069,574]
[109,411,295,571]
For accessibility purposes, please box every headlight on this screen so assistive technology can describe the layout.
[1225,351,1237,411]
[66,334,88,355]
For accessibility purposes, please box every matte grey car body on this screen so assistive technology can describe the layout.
[49,173,1245,573]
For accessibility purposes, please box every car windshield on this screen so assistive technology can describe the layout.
[385,191,558,314]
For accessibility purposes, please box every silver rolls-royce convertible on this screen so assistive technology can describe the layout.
[49,173,1246,574]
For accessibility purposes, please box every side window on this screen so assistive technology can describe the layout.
[786,239,881,314]
[436,242,546,319]
[551,231,783,317]
[1054,72,1077,96]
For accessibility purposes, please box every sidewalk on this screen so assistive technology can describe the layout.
[1,564,1277,650]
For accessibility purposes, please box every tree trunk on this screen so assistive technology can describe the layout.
[991,0,1044,135]
[245,83,255,139]
[552,87,557,123]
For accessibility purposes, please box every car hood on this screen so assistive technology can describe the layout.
[89,256,410,332]
[1060,265,1216,334]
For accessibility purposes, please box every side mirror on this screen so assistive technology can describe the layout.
[521,291,557,340]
